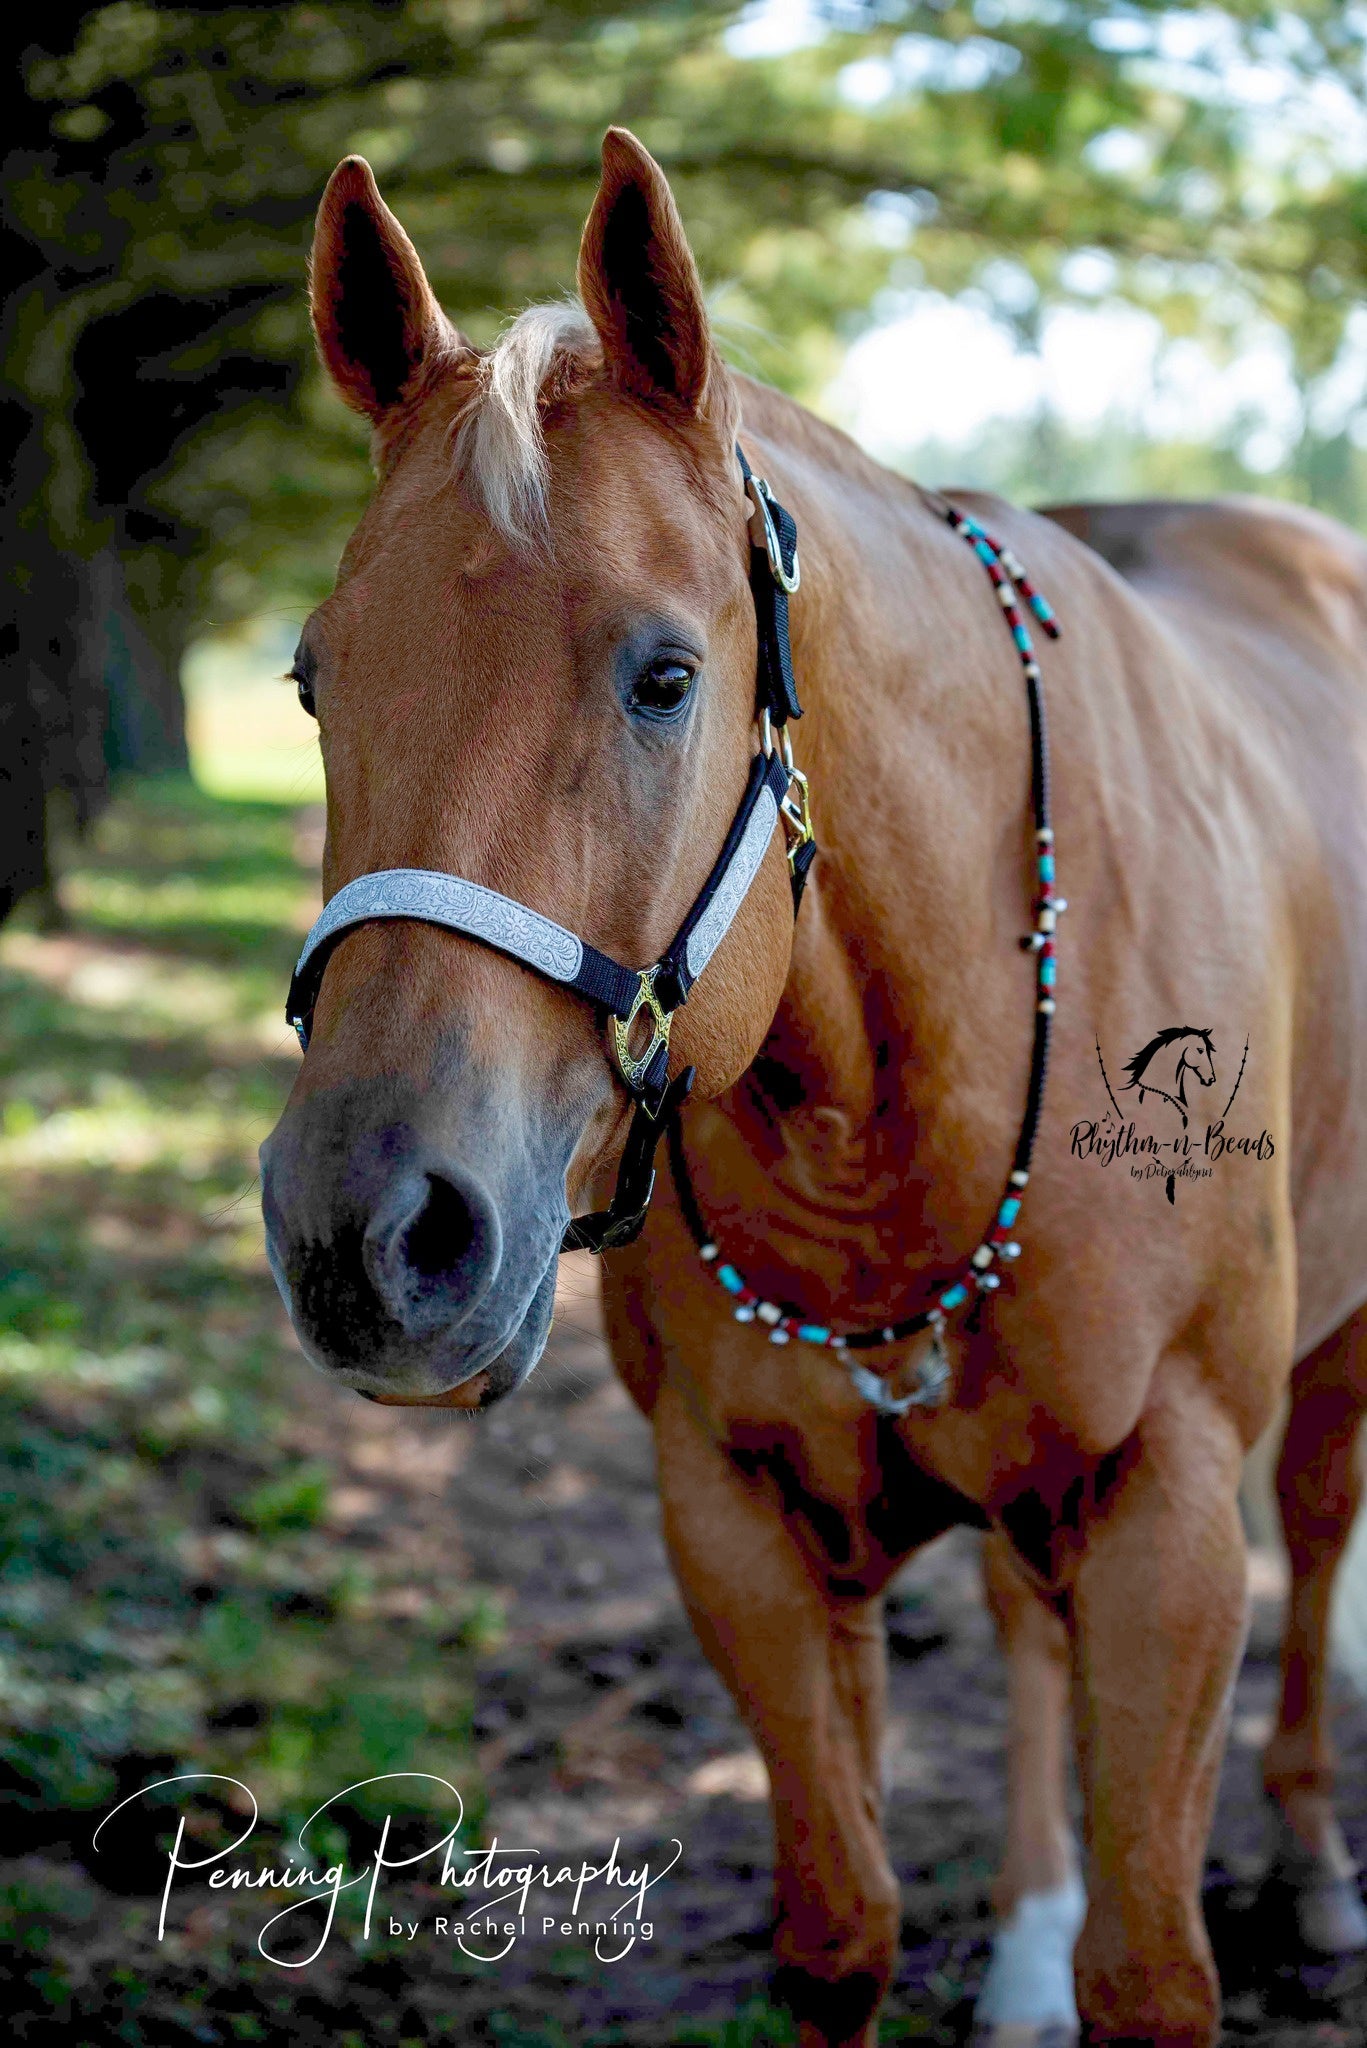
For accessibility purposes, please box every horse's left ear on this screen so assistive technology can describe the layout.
[578,128,716,416]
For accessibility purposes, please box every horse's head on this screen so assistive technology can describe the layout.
[1121,1025,1217,1116]
[259,130,797,1408]
[1179,1029,1217,1093]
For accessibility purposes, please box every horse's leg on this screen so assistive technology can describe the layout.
[974,1530,1085,2048]
[652,1377,899,2048]
[1260,1312,1367,1954]
[1063,1373,1249,2047]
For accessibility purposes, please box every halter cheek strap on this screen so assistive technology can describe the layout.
[286,444,813,1255]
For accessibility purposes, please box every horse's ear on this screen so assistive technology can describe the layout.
[577,128,716,416]
[311,157,462,423]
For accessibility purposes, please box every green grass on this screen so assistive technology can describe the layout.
[0,779,492,2042]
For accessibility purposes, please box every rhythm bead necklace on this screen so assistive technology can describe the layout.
[667,503,1064,1418]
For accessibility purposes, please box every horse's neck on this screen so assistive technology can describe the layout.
[704,396,1037,1277]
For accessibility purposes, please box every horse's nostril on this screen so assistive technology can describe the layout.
[403,1173,476,1281]
[362,1162,503,1336]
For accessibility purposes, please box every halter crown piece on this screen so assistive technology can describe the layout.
[285,454,1063,1416]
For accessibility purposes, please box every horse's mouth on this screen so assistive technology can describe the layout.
[362,1371,491,1410]
[282,1248,561,1410]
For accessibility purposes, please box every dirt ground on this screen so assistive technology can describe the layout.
[294,1254,1367,2046]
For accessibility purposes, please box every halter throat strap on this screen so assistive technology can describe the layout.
[284,445,811,1255]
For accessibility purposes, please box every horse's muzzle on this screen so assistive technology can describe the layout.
[258,1076,565,1404]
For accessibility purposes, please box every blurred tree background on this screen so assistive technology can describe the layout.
[9,0,1367,905]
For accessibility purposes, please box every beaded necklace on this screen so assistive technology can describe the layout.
[667,504,1064,1417]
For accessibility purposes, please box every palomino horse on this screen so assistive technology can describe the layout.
[260,129,1367,2047]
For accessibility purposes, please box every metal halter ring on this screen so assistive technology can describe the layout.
[745,473,801,595]
[609,966,673,1093]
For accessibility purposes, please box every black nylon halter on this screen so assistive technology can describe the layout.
[286,445,813,1255]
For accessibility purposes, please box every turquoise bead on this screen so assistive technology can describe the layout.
[939,1283,968,1311]
[998,1197,1021,1226]
[718,1265,743,1295]
[1040,956,1057,986]
[798,1324,831,1345]
[1038,852,1055,883]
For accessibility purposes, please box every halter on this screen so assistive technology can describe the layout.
[285,458,1064,1415]
[286,445,816,1255]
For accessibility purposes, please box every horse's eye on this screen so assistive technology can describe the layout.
[631,658,695,718]
[293,671,316,719]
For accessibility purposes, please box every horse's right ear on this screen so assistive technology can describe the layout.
[311,158,461,423]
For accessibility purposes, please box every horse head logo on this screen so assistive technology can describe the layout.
[1119,1026,1216,1130]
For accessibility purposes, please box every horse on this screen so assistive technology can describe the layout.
[259,128,1367,2047]
[1119,1025,1218,1128]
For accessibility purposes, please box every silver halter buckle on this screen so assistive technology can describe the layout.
[745,473,801,594]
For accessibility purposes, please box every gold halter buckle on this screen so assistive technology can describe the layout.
[767,719,814,876]
[609,966,673,1094]
[780,762,813,875]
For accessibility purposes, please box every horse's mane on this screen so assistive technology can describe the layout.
[1122,1025,1213,1087]
[451,300,600,544]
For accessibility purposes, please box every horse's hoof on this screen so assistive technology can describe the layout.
[1262,1807,1367,1958]
[971,1878,1086,2048]
[1273,1871,1367,1957]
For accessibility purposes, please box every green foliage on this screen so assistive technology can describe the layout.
[238,1466,332,1536]
[17,0,1367,642]
[672,1997,799,2045]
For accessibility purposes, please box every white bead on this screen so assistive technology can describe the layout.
[769,1327,790,1345]
[977,1272,1001,1291]
[700,1242,719,1261]
[757,1301,782,1326]
[1038,908,1056,933]
[1036,827,1054,843]
[830,1336,847,1350]
[883,1327,896,1343]
[734,1305,755,1322]
[1054,898,1068,913]
[1000,1241,1021,1259]
[1010,1170,1029,1187]
[972,1245,994,1270]
[1038,997,1056,1014]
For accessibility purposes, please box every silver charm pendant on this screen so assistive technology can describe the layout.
[911,1322,952,1409]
